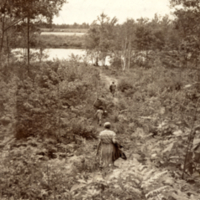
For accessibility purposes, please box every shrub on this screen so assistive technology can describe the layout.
[71,118,97,139]
[114,122,126,134]
[110,57,122,69]
[12,58,100,141]
[117,78,134,93]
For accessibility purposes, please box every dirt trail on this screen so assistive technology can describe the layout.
[99,71,118,89]
[96,69,128,167]
[98,69,119,105]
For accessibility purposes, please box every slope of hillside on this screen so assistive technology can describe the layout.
[0,58,200,199]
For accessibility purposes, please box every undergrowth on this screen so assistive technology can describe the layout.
[1,53,200,199]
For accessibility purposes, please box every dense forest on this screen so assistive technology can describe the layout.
[1,0,200,199]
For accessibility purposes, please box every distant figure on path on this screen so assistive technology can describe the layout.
[96,122,126,168]
[93,96,105,110]
[95,108,104,126]
[109,82,117,97]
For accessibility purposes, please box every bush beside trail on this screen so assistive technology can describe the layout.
[1,54,200,199]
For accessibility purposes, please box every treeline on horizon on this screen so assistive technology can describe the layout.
[82,0,200,69]
[37,22,90,30]
[1,0,200,62]
[18,13,178,50]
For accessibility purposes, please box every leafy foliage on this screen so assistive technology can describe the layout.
[69,158,200,200]
[2,2,200,199]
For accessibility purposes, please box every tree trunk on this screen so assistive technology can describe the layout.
[95,57,99,66]
[6,33,9,64]
[57,81,61,142]
[0,16,5,64]
[121,38,127,71]
[27,14,30,71]
[127,38,131,69]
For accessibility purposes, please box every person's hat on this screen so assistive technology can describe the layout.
[104,122,111,128]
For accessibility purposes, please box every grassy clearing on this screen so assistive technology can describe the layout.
[36,34,85,49]
[12,32,86,49]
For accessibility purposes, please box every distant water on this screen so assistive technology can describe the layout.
[12,48,112,66]
[47,49,86,60]
[41,32,85,36]
[12,48,85,60]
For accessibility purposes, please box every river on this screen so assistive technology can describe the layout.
[43,49,85,60]
[12,48,112,66]
[41,32,85,36]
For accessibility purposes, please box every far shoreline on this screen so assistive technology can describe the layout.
[12,46,86,50]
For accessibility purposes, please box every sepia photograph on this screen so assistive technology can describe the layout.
[0,0,200,199]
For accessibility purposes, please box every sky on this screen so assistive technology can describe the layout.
[53,0,174,25]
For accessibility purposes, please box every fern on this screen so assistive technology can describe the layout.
[142,170,168,189]
[145,186,170,198]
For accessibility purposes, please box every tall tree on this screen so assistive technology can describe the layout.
[0,0,67,67]
[0,0,14,62]
[85,13,117,66]
[117,19,135,70]
[170,0,200,67]
[170,0,200,179]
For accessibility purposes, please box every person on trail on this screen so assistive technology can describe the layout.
[94,107,108,126]
[109,82,117,97]
[96,122,126,168]
[93,96,105,110]
[95,108,104,126]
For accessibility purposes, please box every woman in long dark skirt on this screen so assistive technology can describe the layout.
[96,122,117,167]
